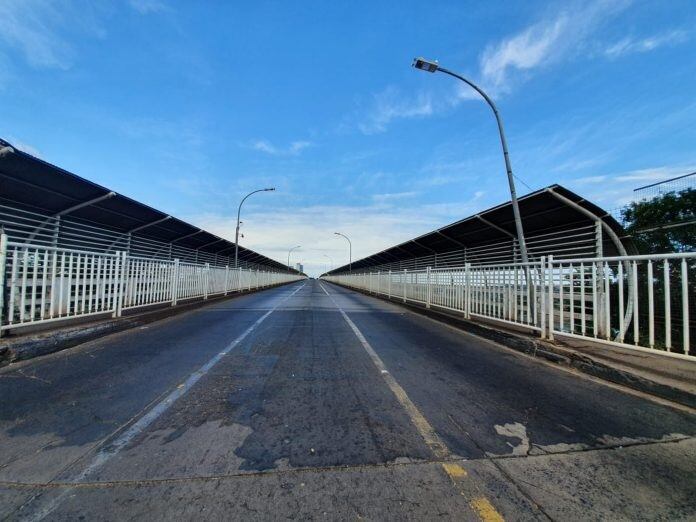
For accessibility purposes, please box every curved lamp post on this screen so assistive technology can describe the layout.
[334,232,352,272]
[412,57,529,264]
[234,187,275,267]
[287,245,301,270]
[323,254,334,271]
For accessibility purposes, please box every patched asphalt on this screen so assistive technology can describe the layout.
[1,279,695,520]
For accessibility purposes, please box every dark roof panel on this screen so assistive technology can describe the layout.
[0,138,293,272]
[327,184,630,274]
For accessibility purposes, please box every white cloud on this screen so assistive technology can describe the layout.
[570,164,696,206]
[371,191,417,203]
[614,165,696,183]
[479,0,631,92]
[186,195,486,277]
[604,30,689,59]
[480,15,568,90]
[358,87,433,135]
[5,136,41,158]
[359,1,633,131]
[0,0,72,69]
[0,0,105,71]
[129,0,168,14]
[248,140,314,156]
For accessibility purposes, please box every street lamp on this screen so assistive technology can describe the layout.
[334,232,352,272]
[412,57,529,264]
[323,254,333,270]
[287,245,301,270]
[234,187,275,268]
[323,254,334,275]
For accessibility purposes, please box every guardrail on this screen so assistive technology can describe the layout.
[0,236,304,334]
[324,252,695,360]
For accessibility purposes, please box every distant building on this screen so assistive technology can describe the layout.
[295,262,304,273]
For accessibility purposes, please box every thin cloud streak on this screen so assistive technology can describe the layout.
[247,139,314,156]
[358,87,433,135]
[129,0,169,14]
[604,29,689,58]
[0,0,73,69]
[570,164,696,206]
[478,0,631,94]
[361,1,635,130]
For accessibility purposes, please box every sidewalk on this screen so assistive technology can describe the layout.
[554,335,696,396]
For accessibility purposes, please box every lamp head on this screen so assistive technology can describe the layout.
[264,187,276,191]
[412,57,439,73]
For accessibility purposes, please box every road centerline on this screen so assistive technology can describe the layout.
[319,281,449,459]
[321,281,509,521]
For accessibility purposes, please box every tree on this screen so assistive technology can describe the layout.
[621,188,696,254]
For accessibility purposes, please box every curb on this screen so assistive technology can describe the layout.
[333,284,696,410]
[0,282,294,367]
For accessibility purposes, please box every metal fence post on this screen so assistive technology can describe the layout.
[224,265,229,295]
[171,258,180,306]
[540,256,546,339]
[547,255,554,341]
[403,269,407,303]
[204,263,210,299]
[465,262,471,319]
[115,251,127,317]
[426,266,432,309]
[0,232,8,336]
[388,270,391,299]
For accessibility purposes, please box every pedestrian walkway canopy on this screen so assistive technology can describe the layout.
[0,139,295,272]
[326,185,632,275]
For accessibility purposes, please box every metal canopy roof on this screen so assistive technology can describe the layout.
[0,139,292,272]
[327,184,631,274]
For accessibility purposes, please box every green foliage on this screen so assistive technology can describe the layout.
[621,188,696,254]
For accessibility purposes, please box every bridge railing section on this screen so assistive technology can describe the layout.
[0,202,281,271]
[0,237,304,334]
[324,252,694,360]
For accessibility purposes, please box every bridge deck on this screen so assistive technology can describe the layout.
[1,280,695,520]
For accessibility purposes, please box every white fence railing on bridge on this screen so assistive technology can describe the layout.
[0,236,304,334]
[323,252,695,360]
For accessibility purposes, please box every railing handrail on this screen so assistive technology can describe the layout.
[324,250,693,360]
[551,252,696,263]
[0,237,304,334]
[6,241,121,258]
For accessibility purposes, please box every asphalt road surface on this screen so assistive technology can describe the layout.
[1,279,695,521]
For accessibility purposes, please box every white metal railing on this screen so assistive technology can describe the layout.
[0,202,286,271]
[0,236,304,334]
[324,252,695,360]
[326,223,601,274]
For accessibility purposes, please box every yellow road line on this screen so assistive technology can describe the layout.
[323,283,450,459]
[441,462,467,480]
[470,497,505,522]
[322,281,505,521]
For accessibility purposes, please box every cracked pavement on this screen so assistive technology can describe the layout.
[1,280,695,520]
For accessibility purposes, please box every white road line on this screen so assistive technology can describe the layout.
[28,282,306,521]
[320,281,451,459]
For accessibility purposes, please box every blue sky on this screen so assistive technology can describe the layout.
[1,0,695,276]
